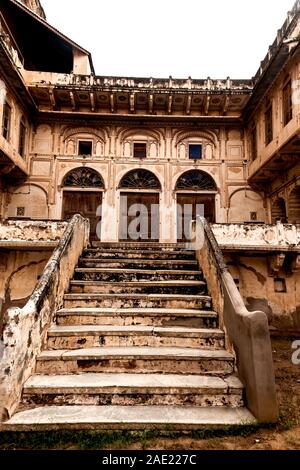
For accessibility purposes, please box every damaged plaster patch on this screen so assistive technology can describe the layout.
[239,263,267,285]
[0,220,67,244]
[1,258,48,336]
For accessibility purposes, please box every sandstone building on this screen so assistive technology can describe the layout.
[0,0,299,430]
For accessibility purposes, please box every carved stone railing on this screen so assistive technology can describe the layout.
[23,70,253,92]
[193,217,278,423]
[0,214,89,421]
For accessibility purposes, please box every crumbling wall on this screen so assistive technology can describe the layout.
[213,223,300,248]
[226,255,300,330]
[0,220,67,336]
[0,215,89,420]
[0,250,52,336]
[0,220,66,243]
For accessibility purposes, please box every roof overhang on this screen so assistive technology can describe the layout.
[0,0,94,74]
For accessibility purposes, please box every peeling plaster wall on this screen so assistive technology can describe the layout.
[0,220,66,242]
[0,250,52,335]
[0,220,67,335]
[225,255,300,329]
[213,223,300,248]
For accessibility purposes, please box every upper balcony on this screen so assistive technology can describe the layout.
[23,71,253,119]
[0,134,28,179]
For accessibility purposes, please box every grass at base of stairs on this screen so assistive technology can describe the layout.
[0,424,270,450]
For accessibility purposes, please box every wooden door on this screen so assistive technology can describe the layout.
[177,194,215,241]
[62,191,102,240]
[120,192,159,241]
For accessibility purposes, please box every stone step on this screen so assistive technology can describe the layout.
[47,325,225,350]
[57,307,218,328]
[83,250,195,260]
[74,268,202,282]
[1,406,256,431]
[79,258,199,270]
[63,293,213,310]
[69,280,207,295]
[21,373,244,408]
[36,347,234,375]
[89,242,187,251]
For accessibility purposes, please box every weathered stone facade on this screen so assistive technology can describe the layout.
[0,0,299,329]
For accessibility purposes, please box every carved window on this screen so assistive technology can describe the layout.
[271,197,287,224]
[78,140,93,156]
[63,167,104,188]
[2,102,11,141]
[251,125,257,160]
[265,101,273,145]
[288,186,300,224]
[189,144,202,160]
[18,118,26,157]
[282,79,293,126]
[133,142,147,158]
[119,169,161,190]
[175,170,217,191]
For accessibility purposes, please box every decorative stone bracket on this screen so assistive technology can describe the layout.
[268,253,286,277]
[291,254,300,272]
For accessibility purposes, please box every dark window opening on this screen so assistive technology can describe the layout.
[265,103,273,145]
[17,207,25,217]
[78,141,93,156]
[133,142,147,159]
[283,80,293,126]
[189,144,202,160]
[19,119,26,157]
[274,278,287,293]
[2,102,11,141]
[250,212,257,221]
[251,125,257,160]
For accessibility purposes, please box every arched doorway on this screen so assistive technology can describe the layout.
[288,186,300,224]
[62,167,104,240]
[118,169,161,241]
[271,197,287,224]
[175,170,217,241]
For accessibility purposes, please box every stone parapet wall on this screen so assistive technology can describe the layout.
[0,220,67,244]
[0,215,89,420]
[212,223,300,250]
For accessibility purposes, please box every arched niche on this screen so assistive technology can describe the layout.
[288,186,300,224]
[228,188,266,223]
[7,184,48,219]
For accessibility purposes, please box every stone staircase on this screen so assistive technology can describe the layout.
[4,242,255,430]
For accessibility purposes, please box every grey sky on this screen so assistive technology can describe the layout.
[42,0,295,78]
